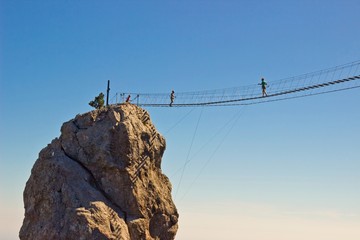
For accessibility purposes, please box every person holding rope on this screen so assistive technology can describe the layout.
[170,90,175,107]
[259,78,268,97]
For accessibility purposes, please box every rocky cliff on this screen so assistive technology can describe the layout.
[20,104,178,240]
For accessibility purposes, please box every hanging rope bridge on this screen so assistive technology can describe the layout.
[111,60,360,107]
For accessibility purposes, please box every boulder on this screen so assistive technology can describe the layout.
[20,104,178,240]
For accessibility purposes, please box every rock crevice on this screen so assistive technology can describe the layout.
[60,145,129,222]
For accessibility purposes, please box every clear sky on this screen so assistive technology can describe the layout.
[1,1,360,239]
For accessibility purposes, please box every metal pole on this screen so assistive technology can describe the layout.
[106,80,110,106]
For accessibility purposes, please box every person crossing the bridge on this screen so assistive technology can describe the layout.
[259,78,268,97]
[170,90,175,107]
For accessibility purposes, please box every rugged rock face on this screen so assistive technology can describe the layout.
[20,104,178,240]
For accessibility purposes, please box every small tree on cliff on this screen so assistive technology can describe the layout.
[89,93,105,109]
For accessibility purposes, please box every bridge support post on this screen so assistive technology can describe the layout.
[106,80,110,106]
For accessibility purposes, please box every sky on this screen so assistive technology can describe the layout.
[1,0,360,239]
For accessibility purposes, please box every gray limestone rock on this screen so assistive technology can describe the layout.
[20,104,178,240]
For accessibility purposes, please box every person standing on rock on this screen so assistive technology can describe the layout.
[170,90,175,107]
[125,95,131,103]
[259,78,268,97]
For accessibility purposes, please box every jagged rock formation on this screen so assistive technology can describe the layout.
[20,104,178,240]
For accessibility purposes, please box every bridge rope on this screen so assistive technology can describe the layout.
[175,107,203,199]
[112,60,360,107]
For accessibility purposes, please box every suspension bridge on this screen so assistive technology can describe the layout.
[108,60,360,200]
[111,60,360,107]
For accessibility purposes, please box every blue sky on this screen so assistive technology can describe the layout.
[1,1,360,239]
